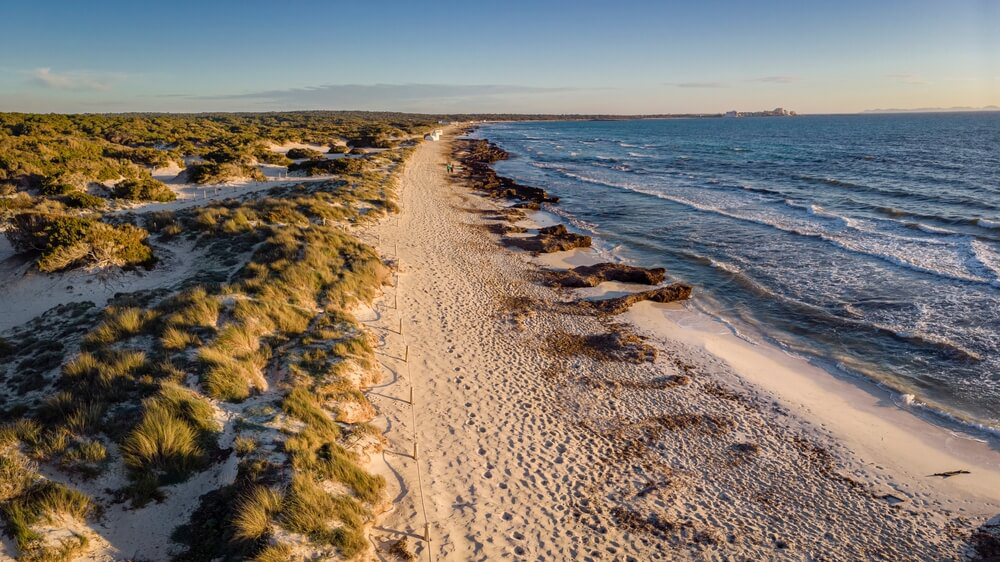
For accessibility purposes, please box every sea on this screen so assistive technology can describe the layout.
[473,113,1000,433]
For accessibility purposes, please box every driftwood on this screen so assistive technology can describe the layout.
[928,470,970,478]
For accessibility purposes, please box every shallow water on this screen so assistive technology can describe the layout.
[475,113,1000,431]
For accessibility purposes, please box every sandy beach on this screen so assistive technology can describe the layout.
[361,127,1000,560]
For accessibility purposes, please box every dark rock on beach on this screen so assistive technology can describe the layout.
[455,139,559,203]
[484,223,528,235]
[504,224,592,253]
[585,283,693,314]
[542,263,667,288]
[484,207,527,222]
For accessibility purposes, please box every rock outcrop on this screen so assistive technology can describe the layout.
[542,263,667,288]
[585,283,692,314]
[504,224,592,253]
[455,139,559,203]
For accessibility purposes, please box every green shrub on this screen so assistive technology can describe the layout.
[285,147,324,160]
[110,177,176,202]
[287,157,368,176]
[102,146,173,168]
[38,176,76,196]
[62,190,105,209]
[187,162,265,184]
[327,144,349,154]
[254,149,292,167]
[5,212,154,272]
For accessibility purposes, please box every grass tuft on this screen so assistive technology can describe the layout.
[160,325,201,350]
[232,485,283,541]
[83,306,157,346]
[121,405,206,479]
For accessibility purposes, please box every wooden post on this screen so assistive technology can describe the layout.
[399,317,403,335]
[404,345,408,363]
[413,441,418,460]
[409,386,414,405]
[424,522,430,542]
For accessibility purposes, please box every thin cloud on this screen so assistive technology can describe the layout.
[752,75,798,83]
[195,83,579,105]
[29,67,124,91]
[670,81,728,88]
[886,73,926,84]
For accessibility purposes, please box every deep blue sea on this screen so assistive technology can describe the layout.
[475,114,1000,431]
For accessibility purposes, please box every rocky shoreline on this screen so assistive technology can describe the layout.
[453,133,692,314]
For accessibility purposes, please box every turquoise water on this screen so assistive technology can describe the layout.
[476,113,1000,431]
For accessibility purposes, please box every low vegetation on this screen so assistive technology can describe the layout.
[109,177,176,202]
[287,156,369,176]
[187,161,266,184]
[0,111,422,560]
[285,147,324,160]
[5,212,154,272]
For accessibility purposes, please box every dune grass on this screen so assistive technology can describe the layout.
[280,475,367,557]
[1,479,94,557]
[120,384,220,501]
[121,406,205,477]
[198,345,268,402]
[232,485,283,541]
[251,543,294,562]
[233,436,258,457]
[282,387,339,437]
[162,288,220,329]
[0,116,418,559]
[160,326,201,350]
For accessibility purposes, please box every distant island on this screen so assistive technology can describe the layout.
[862,105,999,114]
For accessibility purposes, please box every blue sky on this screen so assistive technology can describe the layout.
[1,0,997,114]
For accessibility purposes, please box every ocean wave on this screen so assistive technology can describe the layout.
[970,240,1000,281]
[682,251,984,362]
[978,218,1000,230]
[554,171,994,284]
[735,184,784,196]
[797,174,1000,212]
[794,174,867,190]
[903,222,961,235]
[627,151,653,158]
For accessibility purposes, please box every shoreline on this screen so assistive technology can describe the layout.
[363,126,999,559]
[468,124,1000,497]
[529,244,1000,508]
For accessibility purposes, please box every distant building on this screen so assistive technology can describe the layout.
[723,108,796,118]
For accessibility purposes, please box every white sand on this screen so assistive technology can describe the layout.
[0,238,203,332]
[361,128,999,560]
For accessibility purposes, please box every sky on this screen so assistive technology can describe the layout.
[1,0,998,115]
